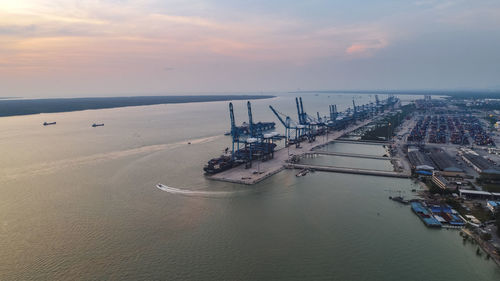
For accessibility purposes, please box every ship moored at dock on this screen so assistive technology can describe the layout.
[204,155,236,175]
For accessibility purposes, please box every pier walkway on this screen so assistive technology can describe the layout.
[305,151,390,160]
[286,164,410,178]
[332,139,390,145]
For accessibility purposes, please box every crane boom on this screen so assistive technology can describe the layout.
[229,102,235,133]
[247,101,253,136]
[295,97,302,124]
[299,97,306,124]
[269,105,287,127]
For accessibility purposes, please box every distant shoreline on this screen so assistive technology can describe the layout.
[0,95,275,117]
[289,90,500,98]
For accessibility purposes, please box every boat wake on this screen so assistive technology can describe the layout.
[0,135,223,184]
[156,183,243,197]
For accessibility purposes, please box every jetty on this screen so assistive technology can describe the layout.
[305,151,390,160]
[332,139,390,145]
[286,164,409,178]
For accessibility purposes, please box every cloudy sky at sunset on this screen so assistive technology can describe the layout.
[1,0,500,97]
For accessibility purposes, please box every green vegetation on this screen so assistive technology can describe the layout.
[446,198,468,215]
[471,207,494,223]
[361,104,416,141]
[477,170,500,190]
[455,102,500,112]
[446,198,492,222]
[481,232,492,241]
[482,184,500,193]
[445,91,500,100]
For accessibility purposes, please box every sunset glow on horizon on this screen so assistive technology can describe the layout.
[1,0,500,97]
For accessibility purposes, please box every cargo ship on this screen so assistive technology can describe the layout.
[43,122,56,126]
[203,155,235,174]
[92,123,104,127]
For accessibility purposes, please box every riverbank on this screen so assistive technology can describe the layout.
[462,228,500,267]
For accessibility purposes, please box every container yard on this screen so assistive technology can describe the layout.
[407,114,495,146]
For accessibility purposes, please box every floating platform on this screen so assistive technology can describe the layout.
[411,202,442,227]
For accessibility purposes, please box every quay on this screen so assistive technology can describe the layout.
[208,118,398,185]
[286,163,409,178]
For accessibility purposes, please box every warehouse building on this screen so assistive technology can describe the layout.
[459,189,500,200]
[428,149,465,177]
[432,172,453,190]
[408,150,435,172]
[461,152,492,173]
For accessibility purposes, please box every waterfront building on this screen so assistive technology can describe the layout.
[459,189,500,200]
[428,149,465,177]
[432,172,453,190]
[460,152,494,173]
[486,201,500,213]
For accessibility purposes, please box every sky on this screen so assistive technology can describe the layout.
[1,0,500,97]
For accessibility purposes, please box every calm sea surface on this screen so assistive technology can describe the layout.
[0,93,499,280]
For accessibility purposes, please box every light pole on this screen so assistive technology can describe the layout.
[387,122,392,141]
[287,141,290,162]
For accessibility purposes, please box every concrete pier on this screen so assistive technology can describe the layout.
[306,151,390,160]
[330,139,390,145]
[286,163,410,178]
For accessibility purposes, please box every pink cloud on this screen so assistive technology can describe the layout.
[345,39,388,56]
[346,44,368,54]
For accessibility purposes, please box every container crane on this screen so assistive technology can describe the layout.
[269,105,300,147]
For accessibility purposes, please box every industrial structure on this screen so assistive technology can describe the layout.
[204,101,279,174]
[204,94,399,175]
[269,95,399,148]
